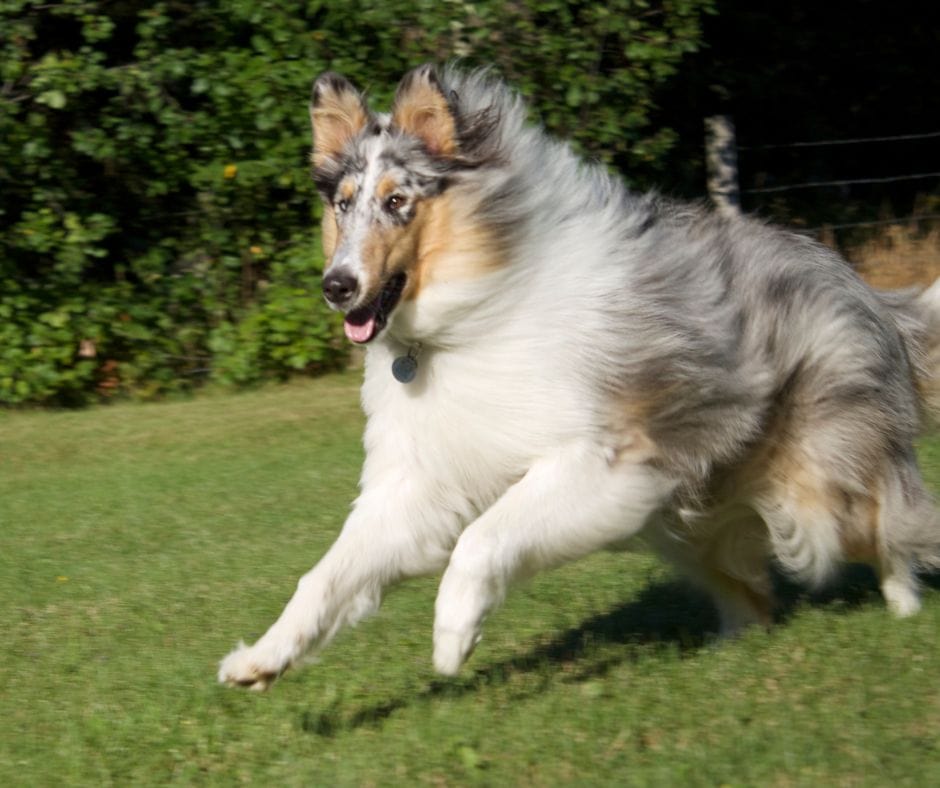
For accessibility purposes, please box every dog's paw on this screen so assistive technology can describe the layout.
[882,578,922,618]
[432,626,481,677]
[218,641,284,691]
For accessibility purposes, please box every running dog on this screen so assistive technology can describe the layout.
[219,65,940,689]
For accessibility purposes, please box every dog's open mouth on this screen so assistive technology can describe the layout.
[343,273,407,344]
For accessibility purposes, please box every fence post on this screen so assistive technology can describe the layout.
[705,115,741,217]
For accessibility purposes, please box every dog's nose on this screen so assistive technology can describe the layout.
[322,269,359,307]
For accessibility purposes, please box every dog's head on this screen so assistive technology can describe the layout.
[310,65,503,344]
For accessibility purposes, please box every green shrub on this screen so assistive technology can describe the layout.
[0,0,712,404]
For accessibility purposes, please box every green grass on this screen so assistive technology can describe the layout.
[2,374,940,785]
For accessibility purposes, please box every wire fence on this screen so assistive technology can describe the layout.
[744,172,940,196]
[728,128,940,235]
[738,130,940,151]
[800,213,940,235]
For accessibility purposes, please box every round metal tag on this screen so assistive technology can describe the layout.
[392,354,418,383]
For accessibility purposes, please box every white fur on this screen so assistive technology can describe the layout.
[220,245,934,686]
[218,228,679,687]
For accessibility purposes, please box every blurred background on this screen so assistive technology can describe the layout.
[2,0,938,406]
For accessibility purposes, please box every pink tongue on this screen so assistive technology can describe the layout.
[344,314,377,344]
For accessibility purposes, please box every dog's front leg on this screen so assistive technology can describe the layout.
[219,483,456,690]
[432,440,677,675]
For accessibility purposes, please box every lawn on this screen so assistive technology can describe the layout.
[2,374,939,785]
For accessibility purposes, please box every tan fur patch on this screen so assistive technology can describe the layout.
[359,222,420,299]
[604,423,658,466]
[733,426,881,563]
[336,213,425,305]
[321,182,354,262]
[321,206,338,258]
[403,191,506,301]
[392,77,457,156]
[376,175,399,200]
[768,456,832,512]
[764,454,884,564]
[339,179,356,202]
[606,390,686,470]
[310,92,368,168]
[837,489,880,562]
[617,389,683,426]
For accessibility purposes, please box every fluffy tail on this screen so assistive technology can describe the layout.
[879,278,940,425]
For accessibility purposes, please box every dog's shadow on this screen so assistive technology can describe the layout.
[299,566,940,736]
[300,579,715,736]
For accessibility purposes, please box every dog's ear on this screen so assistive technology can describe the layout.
[391,64,457,157]
[310,72,369,168]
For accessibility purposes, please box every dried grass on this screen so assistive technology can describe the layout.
[832,222,940,290]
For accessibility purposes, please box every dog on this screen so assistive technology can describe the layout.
[219,64,940,689]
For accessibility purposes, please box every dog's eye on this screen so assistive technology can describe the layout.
[337,198,349,213]
[385,194,406,212]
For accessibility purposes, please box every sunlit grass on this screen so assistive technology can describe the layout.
[2,375,939,784]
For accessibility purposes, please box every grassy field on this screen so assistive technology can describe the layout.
[2,374,940,785]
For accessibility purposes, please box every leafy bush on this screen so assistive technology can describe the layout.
[0,0,712,404]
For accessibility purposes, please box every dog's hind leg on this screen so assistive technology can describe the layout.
[432,440,678,675]
[751,482,844,593]
[644,509,774,636]
[872,452,940,617]
[750,439,938,618]
[218,482,459,690]
[878,550,922,618]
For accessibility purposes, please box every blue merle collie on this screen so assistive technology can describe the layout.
[220,64,940,689]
